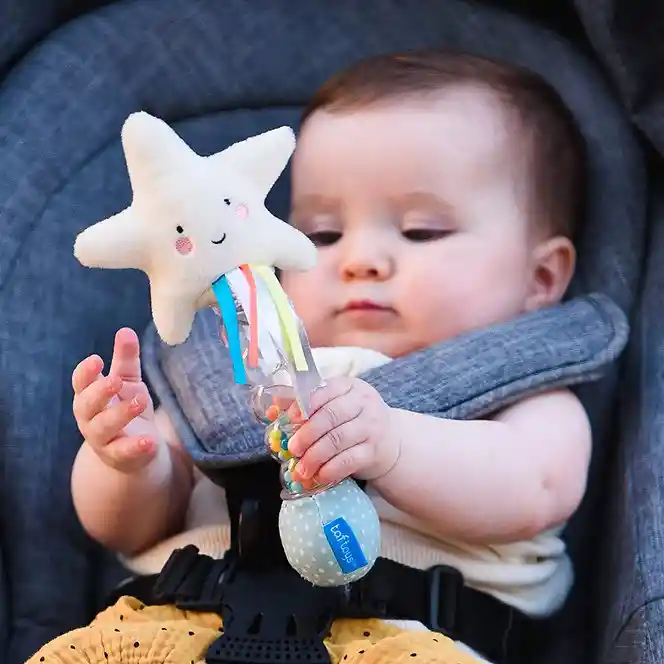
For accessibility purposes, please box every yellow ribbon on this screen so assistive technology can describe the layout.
[252,265,308,371]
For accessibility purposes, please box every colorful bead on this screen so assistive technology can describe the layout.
[265,405,280,422]
[277,413,292,434]
[269,428,282,443]
[291,482,303,494]
[268,429,282,454]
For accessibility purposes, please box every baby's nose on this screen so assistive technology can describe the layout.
[341,248,394,281]
[344,262,381,280]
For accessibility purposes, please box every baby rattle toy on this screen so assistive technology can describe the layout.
[73,112,380,587]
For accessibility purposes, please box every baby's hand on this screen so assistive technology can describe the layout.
[72,328,160,473]
[288,377,401,486]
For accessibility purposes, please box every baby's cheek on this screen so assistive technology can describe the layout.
[282,266,336,344]
[408,267,485,337]
[291,292,320,330]
[282,272,315,309]
[288,289,327,343]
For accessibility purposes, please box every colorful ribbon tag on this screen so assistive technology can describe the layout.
[252,266,308,372]
[225,267,259,367]
[239,265,259,367]
[211,265,310,387]
[211,275,247,385]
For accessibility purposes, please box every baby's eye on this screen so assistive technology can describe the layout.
[176,225,184,234]
[223,198,231,206]
[307,231,342,247]
[402,228,452,242]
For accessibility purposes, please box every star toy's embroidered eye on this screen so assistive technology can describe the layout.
[176,225,184,234]
[223,198,231,206]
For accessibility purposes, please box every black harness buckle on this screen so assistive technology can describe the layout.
[150,545,338,664]
[206,562,339,664]
[427,564,463,636]
[152,545,232,612]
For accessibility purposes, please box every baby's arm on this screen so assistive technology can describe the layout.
[71,329,194,555]
[372,389,591,544]
[290,375,591,545]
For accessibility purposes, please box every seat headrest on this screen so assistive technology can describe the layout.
[0,0,645,317]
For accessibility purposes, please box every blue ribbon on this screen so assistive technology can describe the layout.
[211,275,247,385]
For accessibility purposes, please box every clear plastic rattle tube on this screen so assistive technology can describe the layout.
[213,273,381,587]
[251,384,341,501]
[214,266,335,500]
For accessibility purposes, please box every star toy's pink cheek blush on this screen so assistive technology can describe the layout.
[236,204,249,221]
[175,236,194,255]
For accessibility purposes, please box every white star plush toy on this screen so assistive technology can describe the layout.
[74,111,316,345]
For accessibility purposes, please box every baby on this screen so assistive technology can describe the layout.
[36,52,591,664]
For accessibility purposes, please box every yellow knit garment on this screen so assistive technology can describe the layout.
[27,596,482,663]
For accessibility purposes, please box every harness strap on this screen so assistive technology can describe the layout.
[347,557,543,663]
[109,546,545,664]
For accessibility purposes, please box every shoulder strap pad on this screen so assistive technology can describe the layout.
[142,293,629,468]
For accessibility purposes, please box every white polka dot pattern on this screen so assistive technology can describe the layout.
[279,479,380,586]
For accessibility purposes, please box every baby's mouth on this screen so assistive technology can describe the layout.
[211,233,227,245]
[341,300,395,314]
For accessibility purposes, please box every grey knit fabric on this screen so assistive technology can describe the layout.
[143,294,629,467]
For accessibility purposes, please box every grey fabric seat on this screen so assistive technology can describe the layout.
[0,1,657,663]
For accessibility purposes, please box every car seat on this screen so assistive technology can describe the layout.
[0,1,658,663]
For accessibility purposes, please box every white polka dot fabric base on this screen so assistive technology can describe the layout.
[279,479,381,586]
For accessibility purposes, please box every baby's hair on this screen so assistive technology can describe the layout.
[301,51,586,238]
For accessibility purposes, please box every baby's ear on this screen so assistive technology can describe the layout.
[525,236,576,311]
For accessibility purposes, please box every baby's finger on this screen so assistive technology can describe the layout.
[288,392,361,458]
[72,355,104,394]
[286,401,304,426]
[308,376,354,413]
[83,393,148,448]
[311,444,373,487]
[73,374,123,424]
[294,418,367,480]
[109,328,142,382]
[103,436,157,472]
[273,395,296,413]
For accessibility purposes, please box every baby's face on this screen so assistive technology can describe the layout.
[282,88,557,358]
